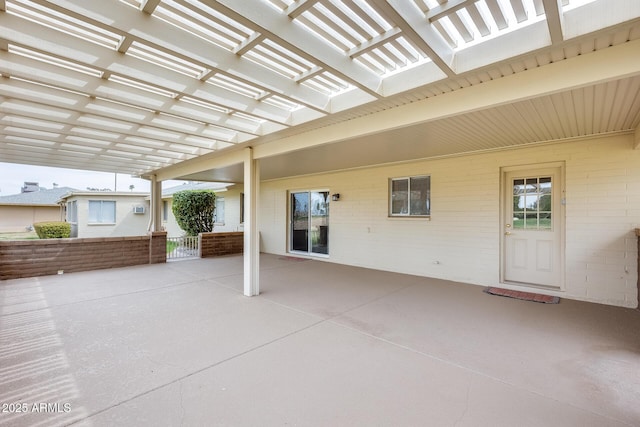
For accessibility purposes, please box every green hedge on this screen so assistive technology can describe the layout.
[172,190,216,236]
[33,221,71,239]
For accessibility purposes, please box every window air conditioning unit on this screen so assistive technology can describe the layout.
[133,205,145,214]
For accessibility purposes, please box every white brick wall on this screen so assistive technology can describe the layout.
[259,133,640,308]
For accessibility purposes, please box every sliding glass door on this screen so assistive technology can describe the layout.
[291,191,329,255]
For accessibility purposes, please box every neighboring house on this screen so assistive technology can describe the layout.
[0,186,77,232]
[58,192,150,238]
[160,182,242,237]
[57,183,239,238]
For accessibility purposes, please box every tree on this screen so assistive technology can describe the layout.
[171,190,216,236]
[129,184,135,191]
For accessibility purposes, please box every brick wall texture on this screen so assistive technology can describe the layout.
[0,232,167,280]
[200,232,243,258]
[149,231,167,264]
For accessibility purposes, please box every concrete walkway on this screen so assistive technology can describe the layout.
[1,254,639,426]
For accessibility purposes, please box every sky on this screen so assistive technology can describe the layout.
[0,162,185,195]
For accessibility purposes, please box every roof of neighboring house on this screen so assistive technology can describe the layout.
[57,191,151,202]
[52,184,229,203]
[0,187,78,206]
[161,182,229,199]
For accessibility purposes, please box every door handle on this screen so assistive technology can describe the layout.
[505,231,511,236]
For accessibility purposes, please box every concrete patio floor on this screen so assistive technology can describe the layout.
[1,254,639,426]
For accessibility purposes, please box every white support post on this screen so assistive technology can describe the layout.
[243,147,260,296]
[149,175,163,232]
[634,125,640,150]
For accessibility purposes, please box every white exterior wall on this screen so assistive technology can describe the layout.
[215,186,244,232]
[72,195,150,238]
[259,133,639,308]
[162,200,183,237]
[0,205,62,232]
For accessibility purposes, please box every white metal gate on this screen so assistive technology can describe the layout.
[167,236,199,260]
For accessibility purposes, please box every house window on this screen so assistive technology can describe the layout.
[214,197,225,225]
[162,201,168,222]
[389,175,431,217]
[67,200,78,223]
[88,200,116,224]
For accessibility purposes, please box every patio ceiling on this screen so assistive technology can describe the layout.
[1,0,640,180]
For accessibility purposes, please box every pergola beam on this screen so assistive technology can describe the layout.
[0,51,265,137]
[0,13,296,126]
[543,0,564,44]
[0,148,166,174]
[427,0,479,22]
[0,79,247,149]
[208,0,384,98]
[373,0,456,77]
[0,88,236,158]
[347,28,402,58]
[285,0,319,19]
[0,150,156,174]
[140,0,162,15]
[30,0,331,112]
[233,33,266,56]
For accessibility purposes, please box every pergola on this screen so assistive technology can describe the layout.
[1,0,640,295]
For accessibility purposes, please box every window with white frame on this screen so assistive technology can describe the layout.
[389,175,431,217]
[67,200,78,223]
[214,197,225,225]
[162,200,168,222]
[88,200,116,224]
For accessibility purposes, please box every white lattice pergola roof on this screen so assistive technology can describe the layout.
[1,0,640,180]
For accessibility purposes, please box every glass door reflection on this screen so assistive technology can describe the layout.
[291,192,309,252]
[290,191,329,255]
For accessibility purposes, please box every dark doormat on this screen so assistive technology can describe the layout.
[484,287,560,304]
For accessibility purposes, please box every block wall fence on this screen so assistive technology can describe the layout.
[0,231,244,281]
[0,232,167,280]
[200,232,244,257]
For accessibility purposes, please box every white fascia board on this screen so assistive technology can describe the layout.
[153,148,248,182]
[253,39,640,159]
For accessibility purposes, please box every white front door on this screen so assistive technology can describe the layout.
[502,166,564,288]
